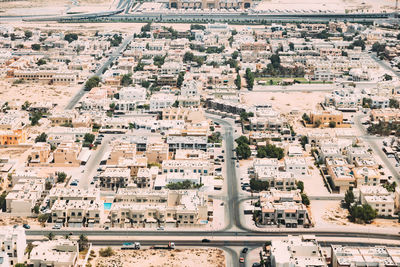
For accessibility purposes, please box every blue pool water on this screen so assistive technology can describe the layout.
[104,203,112,210]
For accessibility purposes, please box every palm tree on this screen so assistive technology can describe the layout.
[78,234,89,252]
[46,232,55,240]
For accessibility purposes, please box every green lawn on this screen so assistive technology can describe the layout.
[255,77,332,85]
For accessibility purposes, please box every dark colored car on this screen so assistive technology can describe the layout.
[23,224,30,229]
[202,239,210,243]
[242,247,248,253]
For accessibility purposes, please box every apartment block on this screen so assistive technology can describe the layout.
[28,142,51,165]
[146,142,169,164]
[108,190,210,228]
[308,110,344,128]
[162,159,212,176]
[107,141,137,165]
[53,141,82,167]
[166,135,208,152]
[359,185,395,217]
[284,157,308,176]
[259,199,309,228]
[98,167,131,191]
[50,198,104,227]
[29,239,79,267]
[0,226,26,266]
[327,165,355,193]
[5,178,45,215]
[270,235,327,267]
[331,245,400,267]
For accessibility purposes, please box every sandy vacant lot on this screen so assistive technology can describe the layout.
[92,248,225,267]
[242,91,325,114]
[1,21,147,35]
[256,0,396,12]
[0,80,80,110]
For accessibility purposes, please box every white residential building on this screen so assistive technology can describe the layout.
[29,239,79,267]
[331,245,400,267]
[359,185,395,217]
[270,235,327,267]
[0,226,26,266]
[5,178,45,216]
[284,157,308,176]
[150,93,176,112]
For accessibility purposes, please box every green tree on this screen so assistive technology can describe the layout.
[35,132,47,143]
[38,213,50,223]
[235,136,250,145]
[300,136,308,149]
[21,101,31,110]
[344,189,355,208]
[30,111,43,126]
[250,178,269,191]
[329,121,336,128]
[301,193,310,206]
[32,205,40,214]
[183,52,194,62]
[141,23,151,33]
[302,113,311,123]
[349,204,377,223]
[46,232,55,240]
[37,59,46,66]
[99,247,114,257]
[177,72,185,88]
[120,74,132,86]
[235,74,241,90]
[31,44,41,51]
[84,133,95,144]
[239,112,254,122]
[270,54,281,68]
[257,144,284,160]
[289,42,294,51]
[64,33,78,43]
[24,30,32,39]
[389,99,399,108]
[351,39,366,50]
[245,68,255,90]
[362,97,372,108]
[0,191,7,212]
[84,76,100,91]
[236,143,251,159]
[384,74,393,81]
[296,181,304,193]
[232,50,239,60]
[57,172,67,183]
[78,234,89,252]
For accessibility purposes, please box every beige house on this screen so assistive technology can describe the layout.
[29,239,79,267]
[28,142,51,166]
[108,190,209,228]
[146,142,169,164]
[53,141,82,167]
[327,165,355,193]
[107,142,137,165]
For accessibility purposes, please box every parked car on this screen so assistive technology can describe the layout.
[242,248,248,253]
[239,257,245,263]
[22,224,30,229]
[52,223,62,230]
[202,239,210,243]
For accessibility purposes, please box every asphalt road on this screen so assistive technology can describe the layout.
[354,114,400,183]
[208,116,245,231]
[65,34,133,110]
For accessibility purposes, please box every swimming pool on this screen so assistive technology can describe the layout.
[104,203,112,210]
